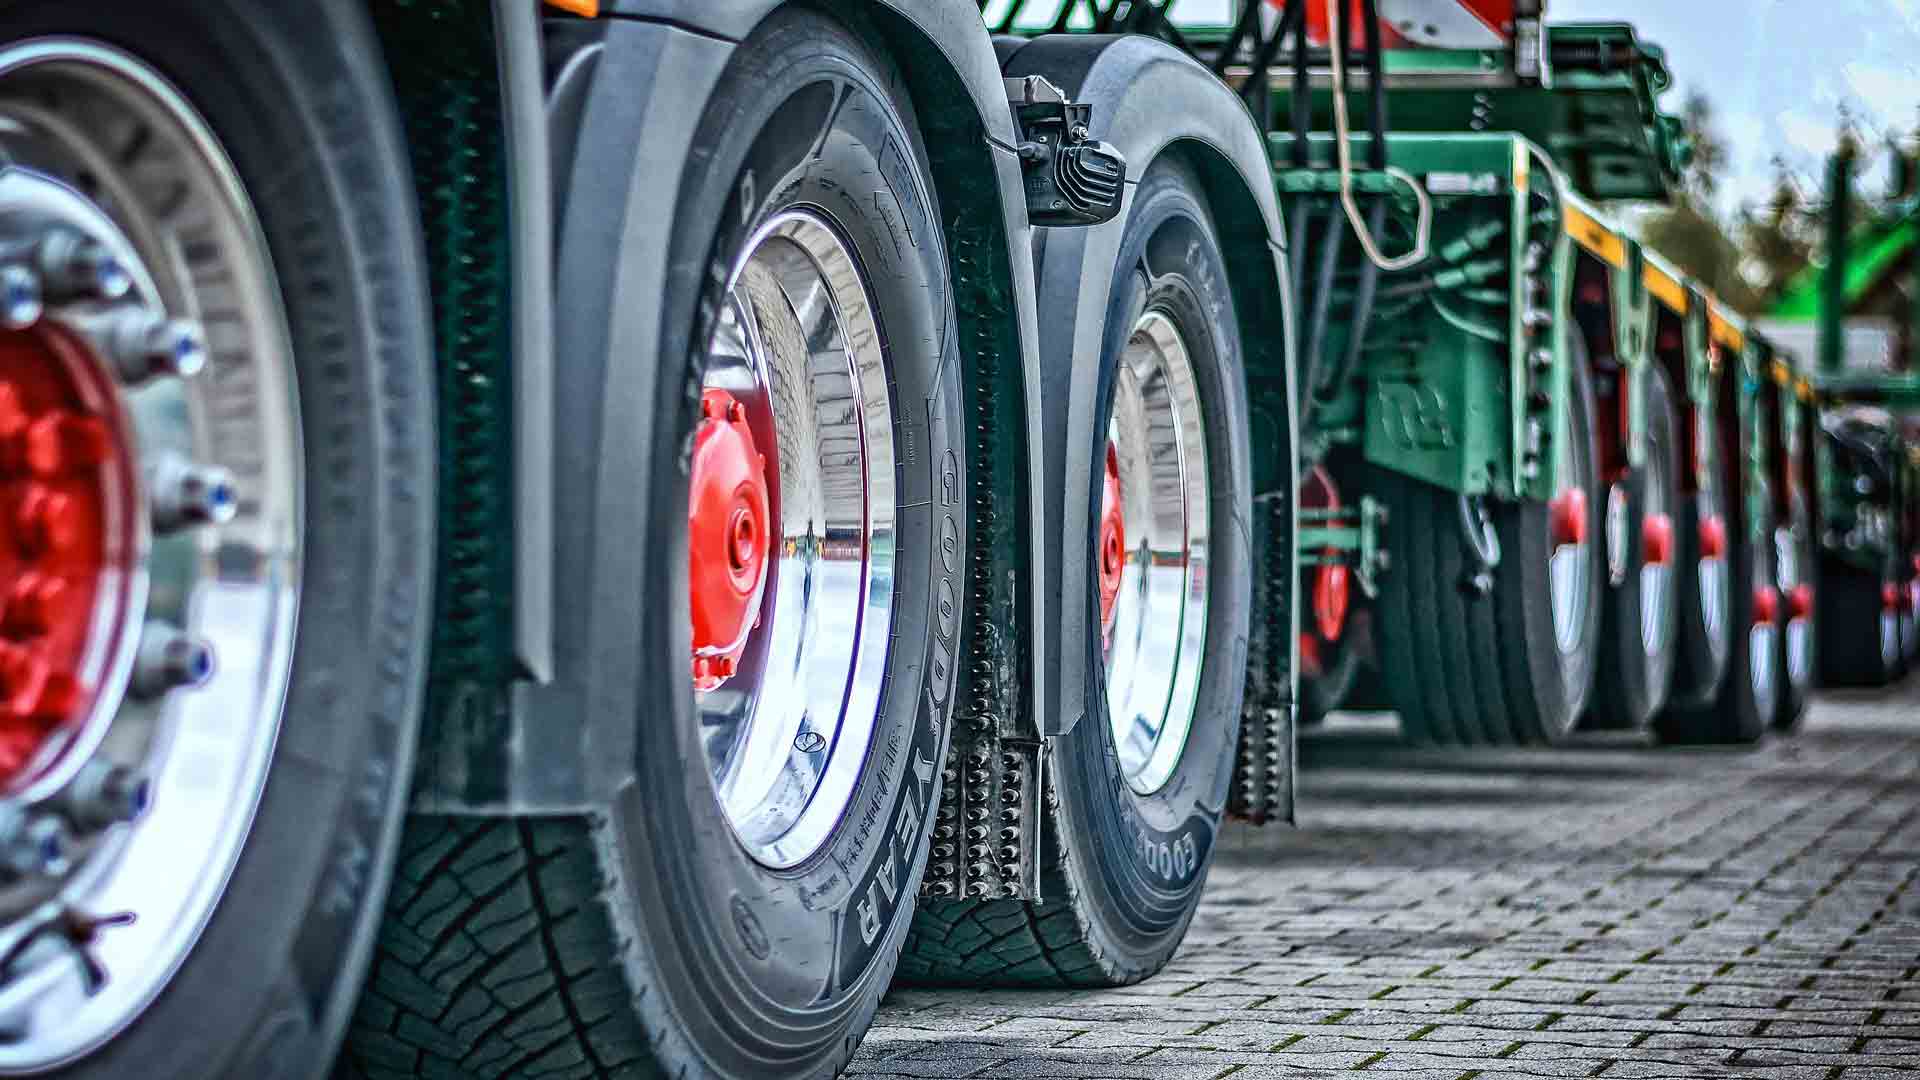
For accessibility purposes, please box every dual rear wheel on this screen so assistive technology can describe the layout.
[1377,344,1603,746]
[901,158,1252,988]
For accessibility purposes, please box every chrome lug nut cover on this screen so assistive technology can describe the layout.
[0,264,39,329]
[34,229,129,303]
[0,808,69,878]
[146,452,238,531]
[130,621,214,698]
[96,308,206,384]
[51,761,150,829]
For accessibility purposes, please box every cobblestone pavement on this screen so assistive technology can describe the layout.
[852,680,1920,1080]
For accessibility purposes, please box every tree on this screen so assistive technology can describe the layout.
[1738,164,1817,304]
[1638,91,1763,310]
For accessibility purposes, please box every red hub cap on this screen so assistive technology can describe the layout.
[0,329,134,783]
[1098,442,1125,637]
[1298,632,1325,679]
[1788,584,1814,622]
[1302,467,1351,645]
[1885,582,1902,613]
[1752,585,1779,626]
[1697,514,1727,560]
[688,388,772,692]
[1641,512,1674,567]
[1549,487,1588,547]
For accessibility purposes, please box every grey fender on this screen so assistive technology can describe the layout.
[415,1,1045,811]
[999,34,1300,742]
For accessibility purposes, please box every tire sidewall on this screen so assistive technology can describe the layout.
[0,3,435,1077]
[1060,157,1250,952]
[1601,365,1680,726]
[611,12,962,1073]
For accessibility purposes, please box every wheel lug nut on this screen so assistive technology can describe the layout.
[35,230,131,302]
[101,308,205,383]
[3,573,70,637]
[131,621,214,698]
[0,807,70,877]
[14,486,80,557]
[148,452,237,531]
[0,265,41,330]
[55,761,152,829]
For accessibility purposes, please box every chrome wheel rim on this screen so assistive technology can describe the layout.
[1748,516,1776,704]
[1883,610,1901,671]
[1775,512,1810,687]
[1103,311,1208,797]
[693,208,895,870]
[1548,399,1594,657]
[1639,442,1674,659]
[0,41,301,1066]
[1695,415,1728,648]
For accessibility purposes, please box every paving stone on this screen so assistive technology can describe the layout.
[855,684,1920,1079]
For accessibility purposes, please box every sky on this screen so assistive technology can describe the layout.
[1550,0,1920,214]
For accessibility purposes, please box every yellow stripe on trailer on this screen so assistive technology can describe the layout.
[1564,203,1626,269]
[1771,359,1793,386]
[544,0,599,14]
[1797,377,1814,403]
[1642,262,1688,314]
[1707,306,1745,353]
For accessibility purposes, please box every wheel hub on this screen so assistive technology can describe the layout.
[1698,514,1727,559]
[0,42,304,1067]
[1642,513,1674,566]
[1103,310,1209,797]
[0,325,138,784]
[1302,468,1349,643]
[1549,487,1589,547]
[688,388,771,691]
[1097,442,1124,639]
[1752,585,1779,625]
[1787,584,1813,621]
[693,209,895,871]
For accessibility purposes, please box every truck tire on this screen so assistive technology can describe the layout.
[344,12,965,1078]
[1378,348,1602,746]
[1815,556,1897,686]
[1301,637,1363,726]
[900,156,1250,988]
[0,3,435,1077]
[1773,487,1816,730]
[1593,366,1681,729]
[1667,384,1734,709]
[1656,474,1779,744]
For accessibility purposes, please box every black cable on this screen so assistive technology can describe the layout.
[1323,196,1388,401]
[1288,0,1311,167]
[1358,0,1389,170]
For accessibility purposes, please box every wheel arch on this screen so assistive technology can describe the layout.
[415,0,1048,814]
[997,32,1299,820]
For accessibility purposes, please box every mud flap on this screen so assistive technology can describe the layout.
[1233,492,1298,824]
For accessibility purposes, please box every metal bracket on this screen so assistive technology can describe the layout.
[1004,75,1125,228]
[1299,494,1389,598]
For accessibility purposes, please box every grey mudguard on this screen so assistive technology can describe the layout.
[999,33,1299,743]
[413,2,1044,812]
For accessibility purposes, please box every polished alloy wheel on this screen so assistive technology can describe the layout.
[1749,515,1778,703]
[0,41,301,1067]
[1547,409,1594,658]
[1775,514,1810,687]
[692,208,895,870]
[1639,448,1676,659]
[1102,310,1208,797]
